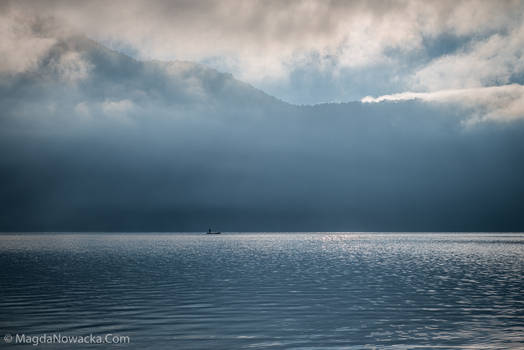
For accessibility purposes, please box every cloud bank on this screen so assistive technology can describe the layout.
[2,0,524,105]
[362,84,524,124]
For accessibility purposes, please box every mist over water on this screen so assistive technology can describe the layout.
[1,233,523,349]
[1,36,524,233]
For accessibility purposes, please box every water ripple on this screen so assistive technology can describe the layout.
[0,233,523,349]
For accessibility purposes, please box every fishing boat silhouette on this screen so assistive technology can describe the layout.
[206,228,221,234]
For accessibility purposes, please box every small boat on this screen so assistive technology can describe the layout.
[206,228,221,234]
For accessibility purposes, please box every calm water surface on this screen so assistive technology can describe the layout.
[0,233,523,349]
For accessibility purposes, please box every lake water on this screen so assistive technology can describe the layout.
[1,233,523,349]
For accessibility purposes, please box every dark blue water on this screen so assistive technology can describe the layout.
[1,233,523,349]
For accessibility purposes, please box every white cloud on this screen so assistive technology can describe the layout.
[411,24,524,91]
[4,0,523,83]
[362,84,524,124]
[101,99,134,115]
[0,3,90,79]
[2,0,524,111]
[0,6,57,73]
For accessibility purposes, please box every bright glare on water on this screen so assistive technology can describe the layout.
[1,233,523,349]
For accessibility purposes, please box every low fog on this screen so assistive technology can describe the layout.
[1,37,523,232]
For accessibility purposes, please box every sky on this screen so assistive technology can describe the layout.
[1,0,524,231]
[2,0,524,107]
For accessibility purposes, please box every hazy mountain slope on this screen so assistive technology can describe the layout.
[1,37,524,231]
